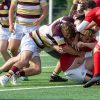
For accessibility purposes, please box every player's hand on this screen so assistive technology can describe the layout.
[53,45,66,54]
[33,19,42,26]
[77,41,84,50]
[9,25,14,33]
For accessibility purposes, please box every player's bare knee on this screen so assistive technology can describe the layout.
[19,60,29,67]
[32,65,41,75]
[10,48,18,56]
[35,65,41,74]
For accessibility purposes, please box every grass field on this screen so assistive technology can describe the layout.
[0,52,100,100]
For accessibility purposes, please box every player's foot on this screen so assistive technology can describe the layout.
[83,74,100,88]
[0,75,10,86]
[20,76,28,81]
[10,74,20,86]
[49,75,68,82]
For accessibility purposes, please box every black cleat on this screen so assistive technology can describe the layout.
[83,74,100,88]
[49,75,68,82]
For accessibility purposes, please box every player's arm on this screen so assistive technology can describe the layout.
[61,45,84,57]
[77,41,97,49]
[53,44,84,57]
[85,21,97,29]
[77,21,90,33]
[53,45,66,54]
[53,36,84,56]
[9,0,17,32]
[77,9,95,33]
[33,0,48,26]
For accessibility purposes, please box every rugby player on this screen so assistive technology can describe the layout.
[60,29,97,83]
[0,0,11,61]
[0,16,83,86]
[75,0,100,87]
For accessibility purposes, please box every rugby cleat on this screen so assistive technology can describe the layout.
[49,75,68,82]
[83,74,100,88]
[10,74,20,86]
[20,76,29,81]
[0,75,10,86]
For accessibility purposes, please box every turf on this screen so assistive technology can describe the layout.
[0,52,99,100]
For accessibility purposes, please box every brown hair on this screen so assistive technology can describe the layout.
[60,22,76,38]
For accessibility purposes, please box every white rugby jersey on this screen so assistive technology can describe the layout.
[0,2,9,28]
[12,0,47,26]
[30,16,74,48]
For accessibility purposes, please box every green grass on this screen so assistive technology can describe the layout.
[0,52,100,100]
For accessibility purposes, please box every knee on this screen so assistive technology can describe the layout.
[32,65,41,75]
[19,60,29,67]
[10,48,18,56]
[35,66,41,74]
[35,65,41,74]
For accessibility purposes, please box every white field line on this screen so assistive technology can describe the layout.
[0,85,82,92]
[42,66,55,68]
[40,54,49,56]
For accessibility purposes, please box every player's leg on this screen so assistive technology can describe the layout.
[85,57,94,72]
[20,25,38,81]
[0,54,20,73]
[50,60,67,82]
[84,42,100,88]
[9,23,24,56]
[47,50,67,82]
[11,52,41,85]
[0,34,36,86]
[16,56,41,77]
[9,39,21,56]
[0,28,11,61]
[0,40,10,61]
[0,50,32,86]
[64,60,92,83]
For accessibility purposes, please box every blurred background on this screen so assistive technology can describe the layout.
[43,0,73,24]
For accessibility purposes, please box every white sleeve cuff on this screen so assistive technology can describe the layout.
[76,21,89,32]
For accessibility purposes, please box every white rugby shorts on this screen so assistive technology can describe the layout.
[10,23,38,40]
[64,61,87,83]
[0,27,11,40]
[21,34,40,58]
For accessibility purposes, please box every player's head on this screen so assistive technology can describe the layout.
[60,22,76,39]
[80,29,96,42]
[74,14,85,27]
[85,0,96,9]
